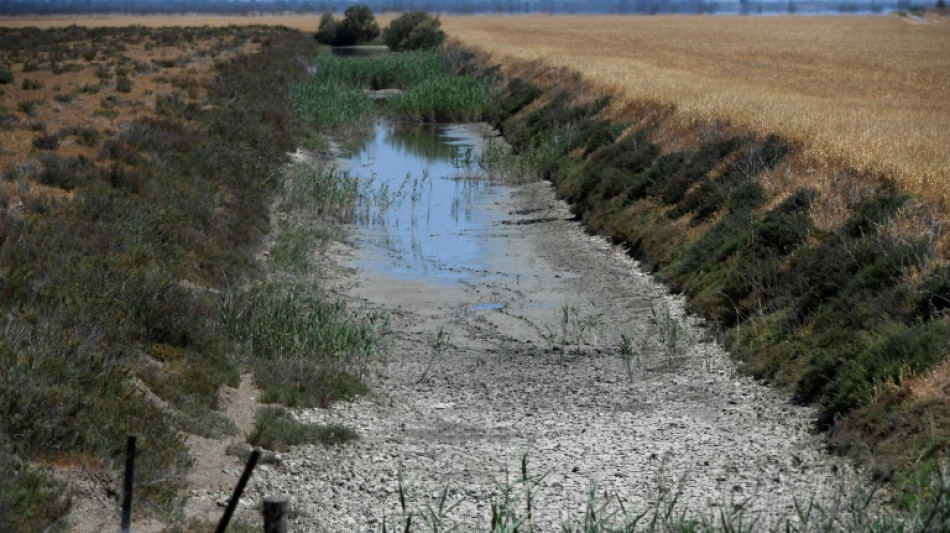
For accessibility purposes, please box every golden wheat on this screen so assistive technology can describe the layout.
[442,15,950,203]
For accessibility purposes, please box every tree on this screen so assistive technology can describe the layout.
[314,12,337,46]
[383,11,447,51]
[938,0,947,9]
[334,5,380,46]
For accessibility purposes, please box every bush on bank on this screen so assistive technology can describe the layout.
[383,11,447,51]
[314,5,380,46]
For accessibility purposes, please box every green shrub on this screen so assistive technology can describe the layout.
[814,322,950,428]
[0,449,70,532]
[0,66,12,85]
[314,5,379,46]
[314,12,337,45]
[383,11,446,51]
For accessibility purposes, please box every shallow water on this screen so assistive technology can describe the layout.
[343,121,511,284]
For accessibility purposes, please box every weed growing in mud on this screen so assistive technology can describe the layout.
[647,304,688,369]
[541,302,605,355]
[417,325,452,384]
[618,331,644,382]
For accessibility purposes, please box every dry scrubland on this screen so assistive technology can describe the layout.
[442,15,950,205]
[0,27,258,172]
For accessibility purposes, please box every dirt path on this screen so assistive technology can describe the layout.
[225,179,863,531]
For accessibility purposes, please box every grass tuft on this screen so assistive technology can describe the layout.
[247,405,358,451]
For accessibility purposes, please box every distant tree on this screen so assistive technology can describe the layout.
[787,0,797,13]
[334,5,380,46]
[314,12,337,45]
[383,11,447,51]
[313,5,379,46]
[938,0,947,8]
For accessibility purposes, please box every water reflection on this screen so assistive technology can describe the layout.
[344,121,509,283]
[384,123,465,162]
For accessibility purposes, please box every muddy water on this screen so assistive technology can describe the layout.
[343,121,512,284]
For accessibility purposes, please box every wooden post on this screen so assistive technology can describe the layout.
[120,435,136,533]
[263,497,290,533]
[214,448,261,533]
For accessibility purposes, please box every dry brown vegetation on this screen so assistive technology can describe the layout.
[0,25,258,173]
[442,15,950,205]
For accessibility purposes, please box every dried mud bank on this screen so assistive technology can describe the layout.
[226,179,862,531]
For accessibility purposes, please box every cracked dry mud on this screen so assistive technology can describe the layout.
[209,179,863,531]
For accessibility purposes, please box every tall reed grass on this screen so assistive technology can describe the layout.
[388,75,492,122]
[295,49,493,125]
[219,283,387,407]
[293,79,374,130]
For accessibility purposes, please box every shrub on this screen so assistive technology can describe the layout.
[31,133,59,151]
[383,11,447,51]
[17,99,42,116]
[115,75,132,93]
[314,12,337,45]
[0,66,12,85]
[20,78,42,90]
[315,5,380,47]
[0,450,71,532]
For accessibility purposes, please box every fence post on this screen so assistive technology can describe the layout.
[214,448,261,533]
[120,435,136,533]
[263,497,290,533]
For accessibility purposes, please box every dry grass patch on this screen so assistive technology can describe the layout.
[443,15,950,204]
[0,27,259,171]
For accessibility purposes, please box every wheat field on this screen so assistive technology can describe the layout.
[442,15,950,202]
